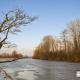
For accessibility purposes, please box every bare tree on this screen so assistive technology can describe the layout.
[60,29,67,53]
[51,38,55,52]
[11,50,18,58]
[58,40,61,51]
[78,31,80,51]
[41,35,54,59]
[67,19,80,51]
[0,6,38,49]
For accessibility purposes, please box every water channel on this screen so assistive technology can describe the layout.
[0,58,80,80]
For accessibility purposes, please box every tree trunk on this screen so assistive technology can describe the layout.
[0,42,2,49]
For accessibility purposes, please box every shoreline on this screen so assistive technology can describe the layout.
[0,58,18,80]
[0,67,13,80]
[0,58,20,80]
[32,58,80,63]
[0,58,27,80]
[0,58,18,63]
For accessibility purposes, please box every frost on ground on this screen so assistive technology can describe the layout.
[0,59,13,62]
[0,67,12,80]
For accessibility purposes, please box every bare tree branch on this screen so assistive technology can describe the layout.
[2,28,9,42]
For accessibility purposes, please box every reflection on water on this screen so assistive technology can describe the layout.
[0,58,80,80]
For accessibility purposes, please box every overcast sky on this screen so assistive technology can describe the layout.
[0,0,80,56]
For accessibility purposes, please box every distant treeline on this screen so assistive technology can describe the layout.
[32,19,80,62]
[0,50,28,59]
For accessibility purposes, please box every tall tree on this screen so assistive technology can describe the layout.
[67,19,80,51]
[61,29,67,53]
[41,35,54,59]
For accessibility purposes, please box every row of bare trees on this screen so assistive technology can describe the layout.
[0,50,28,59]
[33,19,80,62]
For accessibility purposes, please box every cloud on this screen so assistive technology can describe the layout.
[0,48,33,56]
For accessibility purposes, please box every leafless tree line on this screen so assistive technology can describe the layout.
[0,50,28,58]
[33,19,80,62]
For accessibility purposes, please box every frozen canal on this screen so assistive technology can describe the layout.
[0,58,80,80]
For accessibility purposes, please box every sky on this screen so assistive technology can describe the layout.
[0,0,80,56]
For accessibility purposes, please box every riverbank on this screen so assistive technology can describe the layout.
[0,58,18,80]
[0,58,27,80]
[32,50,80,62]
[0,58,18,63]
[32,57,80,62]
[0,67,13,80]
